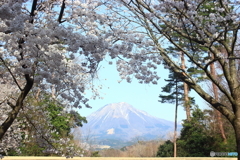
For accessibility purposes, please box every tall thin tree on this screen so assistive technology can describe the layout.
[181,52,191,121]
[159,71,184,157]
[209,52,227,143]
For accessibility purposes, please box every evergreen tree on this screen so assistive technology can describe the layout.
[159,69,192,157]
[159,68,195,106]
[159,71,183,104]
[156,140,174,157]
[156,106,237,157]
[177,107,215,157]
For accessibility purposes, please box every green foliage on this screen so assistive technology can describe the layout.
[91,151,101,157]
[8,93,87,156]
[46,101,71,138]
[69,110,87,127]
[157,106,237,157]
[19,142,45,156]
[159,69,194,106]
[40,95,87,137]
[156,140,173,157]
[177,107,216,157]
[187,66,206,82]
[159,70,183,103]
[203,107,237,152]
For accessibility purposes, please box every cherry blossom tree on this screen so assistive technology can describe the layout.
[105,0,240,158]
[1,0,155,155]
[0,0,120,144]
[4,0,240,158]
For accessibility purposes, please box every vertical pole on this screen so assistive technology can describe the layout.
[174,80,178,157]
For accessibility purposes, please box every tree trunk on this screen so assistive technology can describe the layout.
[181,52,191,121]
[0,75,33,140]
[174,80,178,157]
[233,114,240,159]
[209,53,227,143]
[183,83,191,121]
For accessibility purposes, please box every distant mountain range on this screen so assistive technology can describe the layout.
[75,102,182,148]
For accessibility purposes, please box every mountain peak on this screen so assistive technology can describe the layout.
[80,102,180,142]
[103,102,132,110]
[97,102,134,119]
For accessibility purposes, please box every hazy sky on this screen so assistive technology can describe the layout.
[77,59,208,122]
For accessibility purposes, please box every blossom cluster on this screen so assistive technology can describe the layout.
[0,86,82,156]
[150,0,240,51]
[0,0,156,153]
[0,0,108,152]
[0,0,112,109]
[5,0,235,154]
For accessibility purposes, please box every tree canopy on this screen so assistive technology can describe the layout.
[106,0,240,158]
[1,0,240,158]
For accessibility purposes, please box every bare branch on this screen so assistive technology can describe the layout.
[23,113,58,153]
[0,57,23,91]
[7,101,15,109]
[30,0,38,23]
[58,0,66,23]
[0,99,7,106]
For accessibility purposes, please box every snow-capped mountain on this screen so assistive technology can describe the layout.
[78,102,181,144]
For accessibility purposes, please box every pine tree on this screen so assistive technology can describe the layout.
[177,107,215,157]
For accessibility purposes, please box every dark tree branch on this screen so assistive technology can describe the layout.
[7,101,15,109]
[30,0,38,24]
[0,74,33,140]
[23,113,58,153]
[0,99,7,106]
[58,0,66,23]
[0,57,23,91]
